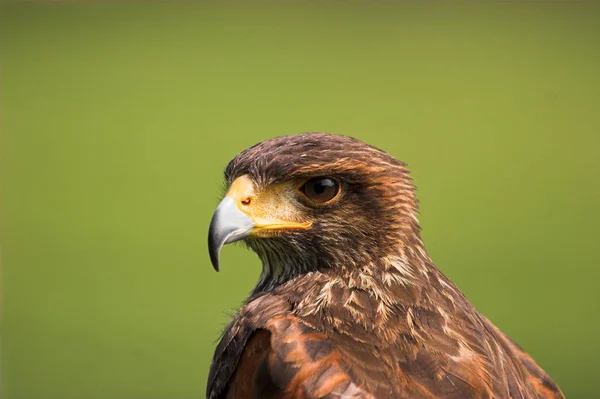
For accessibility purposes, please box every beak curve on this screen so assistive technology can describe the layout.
[208,196,255,272]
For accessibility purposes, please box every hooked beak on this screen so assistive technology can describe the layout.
[208,175,312,272]
[208,196,255,272]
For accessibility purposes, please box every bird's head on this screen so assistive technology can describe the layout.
[208,133,421,289]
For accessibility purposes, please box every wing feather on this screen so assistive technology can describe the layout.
[208,293,564,399]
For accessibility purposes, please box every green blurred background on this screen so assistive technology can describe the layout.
[1,1,599,398]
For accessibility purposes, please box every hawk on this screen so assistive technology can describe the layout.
[206,133,564,399]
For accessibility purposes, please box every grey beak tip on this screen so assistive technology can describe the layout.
[208,233,220,272]
[208,210,224,272]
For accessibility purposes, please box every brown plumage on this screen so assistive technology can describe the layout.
[206,132,564,399]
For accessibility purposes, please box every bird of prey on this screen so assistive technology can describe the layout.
[206,133,564,399]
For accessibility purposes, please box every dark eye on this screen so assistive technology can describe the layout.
[301,177,340,204]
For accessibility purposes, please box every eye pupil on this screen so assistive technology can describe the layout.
[302,177,339,203]
[314,181,327,194]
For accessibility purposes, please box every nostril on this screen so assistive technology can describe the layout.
[241,197,252,206]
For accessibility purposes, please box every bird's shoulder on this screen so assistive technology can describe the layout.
[207,293,380,399]
[481,316,565,399]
